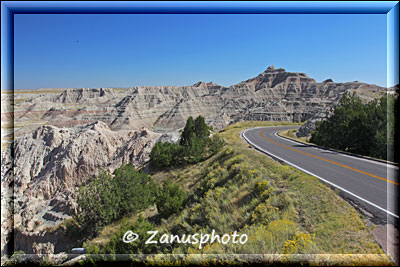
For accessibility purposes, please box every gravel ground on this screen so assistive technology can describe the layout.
[371,223,399,265]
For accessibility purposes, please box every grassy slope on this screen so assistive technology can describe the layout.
[219,122,384,253]
[84,121,391,265]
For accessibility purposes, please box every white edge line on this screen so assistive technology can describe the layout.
[273,132,398,170]
[242,128,399,219]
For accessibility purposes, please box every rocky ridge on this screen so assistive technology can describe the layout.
[1,121,161,254]
[5,67,384,139]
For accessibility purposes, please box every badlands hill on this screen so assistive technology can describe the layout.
[1,66,386,255]
[3,65,384,139]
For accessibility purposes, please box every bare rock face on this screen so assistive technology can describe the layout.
[158,130,181,144]
[219,67,384,124]
[1,121,160,255]
[6,67,385,140]
[55,88,115,104]
[296,119,320,138]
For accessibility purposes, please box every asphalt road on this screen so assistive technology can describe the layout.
[242,126,399,220]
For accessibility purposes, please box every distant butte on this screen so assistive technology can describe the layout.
[193,81,221,87]
[265,65,286,73]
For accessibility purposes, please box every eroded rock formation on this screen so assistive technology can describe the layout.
[1,121,160,255]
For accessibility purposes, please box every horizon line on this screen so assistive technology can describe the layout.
[7,66,391,91]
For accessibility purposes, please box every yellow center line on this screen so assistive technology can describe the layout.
[259,130,399,186]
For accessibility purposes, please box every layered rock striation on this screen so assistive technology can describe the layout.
[1,121,160,254]
[5,67,384,139]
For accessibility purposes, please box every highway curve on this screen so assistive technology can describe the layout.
[242,126,399,221]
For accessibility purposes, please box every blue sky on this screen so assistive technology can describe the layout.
[14,14,387,89]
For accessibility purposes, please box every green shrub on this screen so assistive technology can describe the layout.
[75,170,117,237]
[100,217,158,254]
[194,116,212,140]
[180,116,196,146]
[208,133,225,155]
[310,92,396,160]
[156,179,186,218]
[150,116,224,171]
[75,165,158,238]
[113,164,158,216]
[150,141,182,169]
[182,133,205,164]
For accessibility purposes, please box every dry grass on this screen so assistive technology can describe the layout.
[220,121,388,256]
[82,121,391,265]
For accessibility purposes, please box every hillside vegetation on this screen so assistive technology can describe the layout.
[77,121,391,265]
[149,116,224,169]
[310,92,397,161]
